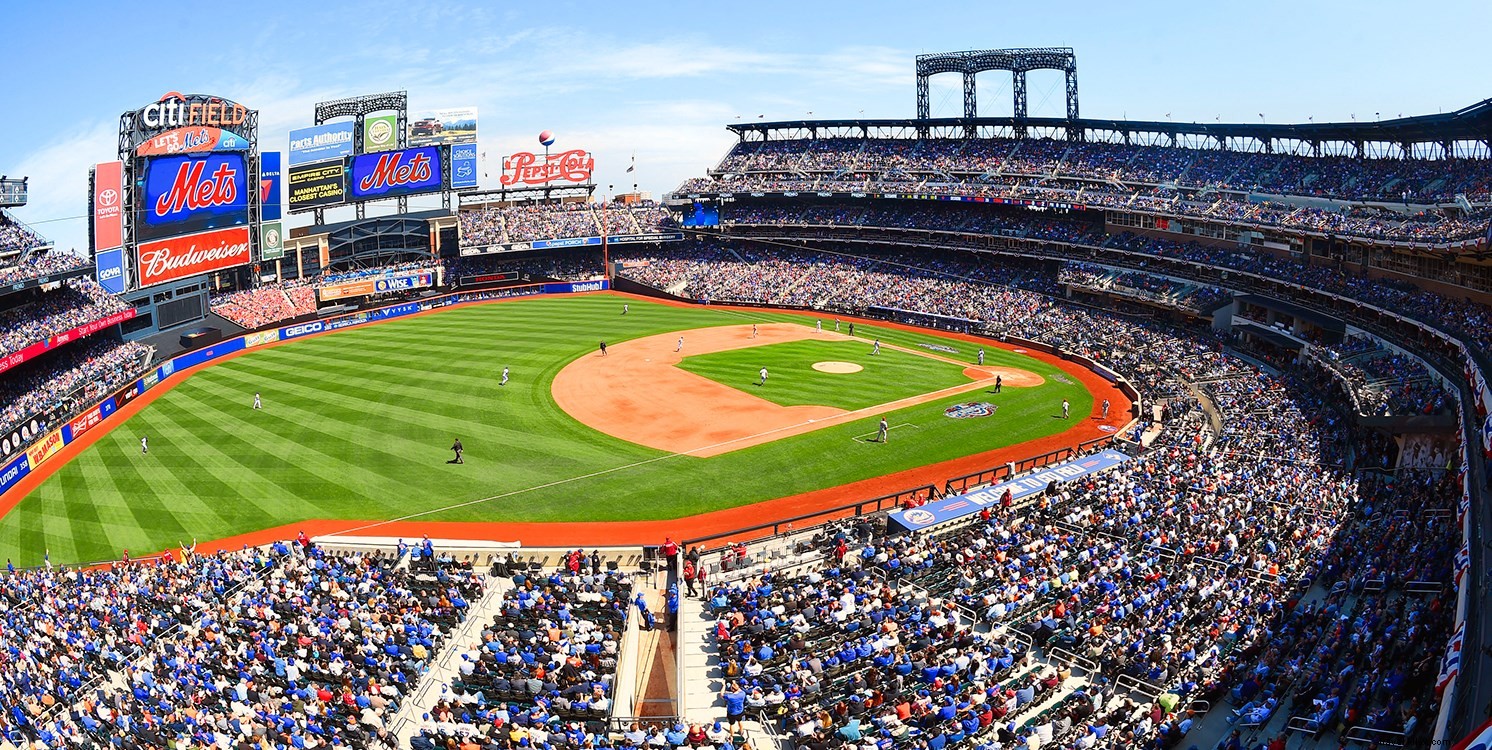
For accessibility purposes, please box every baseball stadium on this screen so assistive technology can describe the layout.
[1,9,1491,750]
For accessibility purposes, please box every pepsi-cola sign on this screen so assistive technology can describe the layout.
[139,153,248,240]
[501,149,594,187]
[349,146,443,201]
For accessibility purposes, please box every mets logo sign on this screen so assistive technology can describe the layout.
[902,509,937,527]
[944,402,998,419]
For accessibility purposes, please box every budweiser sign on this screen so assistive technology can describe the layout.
[136,227,251,287]
[154,159,239,219]
[500,149,594,187]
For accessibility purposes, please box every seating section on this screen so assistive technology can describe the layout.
[0,277,130,360]
[459,202,676,246]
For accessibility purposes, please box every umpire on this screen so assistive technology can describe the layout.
[451,438,464,464]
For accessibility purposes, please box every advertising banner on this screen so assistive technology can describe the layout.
[260,221,284,261]
[409,107,477,147]
[451,143,478,189]
[288,161,347,212]
[0,454,29,496]
[610,232,684,244]
[531,236,602,250]
[288,122,355,166]
[888,450,1132,532]
[364,114,398,153]
[244,330,279,348]
[349,147,442,201]
[0,308,139,376]
[279,321,325,340]
[135,127,250,157]
[95,247,127,294]
[25,429,64,469]
[93,160,124,253]
[139,153,248,241]
[169,339,244,371]
[66,398,116,442]
[501,150,594,187]
[260,151,282,222]
[0,414,47,461]
[136,227,251,288]
[317,271,434,302]
[543,280,609,294]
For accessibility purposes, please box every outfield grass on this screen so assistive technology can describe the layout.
[0,294,1093,564]
[676,339,975,411]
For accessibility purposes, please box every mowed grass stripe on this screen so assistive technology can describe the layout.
[1,294,1098,564]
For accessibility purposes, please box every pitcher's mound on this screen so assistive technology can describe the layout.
[812,361,863,374]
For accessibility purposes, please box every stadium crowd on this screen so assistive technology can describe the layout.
[0,540,484,750]
[673,249,1458,748]
[0,338,151,456]
[0,249,89,286]
[0,278,131,360]
[677,137,1492,242]
[0,212,47,255]
[458,203,676,247]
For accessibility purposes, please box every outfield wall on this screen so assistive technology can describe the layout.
[0,280,610,498]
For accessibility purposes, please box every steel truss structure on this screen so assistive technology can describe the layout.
[915,48,1080,138]
[314,91,413,222]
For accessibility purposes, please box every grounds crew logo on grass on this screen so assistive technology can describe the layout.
[944,402,998,419]
[917,343,959,354]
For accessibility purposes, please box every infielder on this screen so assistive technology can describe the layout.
[758,367,768,386]
[751,324,758,338]
[676,336,684,352]
[877,417,889,443]
[1101,399,1110,418]
[140,435,148,455]
[977,349,985,366]
[253,392,262,410]
[871,339,881,356]
[815,319,822,333]
[834,319,841,332]
[1062,399,1070,419]
[501,367,510,387]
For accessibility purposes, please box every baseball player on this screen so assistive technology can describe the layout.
[622,303,629,315]
[751,324,758,338]
[140,435,148,455]
[253,392,262,410]
[676,336,684,353]
[871,339,881,356]
[977,348,985,366]
[500,367,510,387]
[877,417,889,443]
[848,322,855,337]
[995,375,1002,393]
[599,341,608,356]
[815,319,822,333]
[1101,399,1110,418]
[834,318,841,333]
[758,367,768,386]
[451,438,464,464]
[1062,399,1070,419]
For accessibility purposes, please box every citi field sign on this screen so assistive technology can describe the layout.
[124,93,255,146]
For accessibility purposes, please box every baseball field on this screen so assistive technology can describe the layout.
[0,293,1125,565]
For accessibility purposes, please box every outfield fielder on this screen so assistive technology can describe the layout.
[140,435,148,455]
[758,366,768,386]
[623,303,629,315]
[871,339,881,356]
[877,417,889,443]
[253,392,262,410]
[977,348,985,366]
[501,367,510,387]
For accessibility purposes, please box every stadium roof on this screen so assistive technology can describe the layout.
[728,98,1492,145]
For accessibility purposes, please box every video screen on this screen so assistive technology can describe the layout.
[137,153,249,241]
[681,201,720,227]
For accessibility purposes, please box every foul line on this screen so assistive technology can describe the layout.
[852,423,919,443]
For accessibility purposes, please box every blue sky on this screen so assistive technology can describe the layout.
[3,0,1489,253]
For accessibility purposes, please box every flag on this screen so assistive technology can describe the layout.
[1483,413,1492,459]
[626,154,635,174]
[1452,716,1492,750]
[1454,542,1470,590]
[1460,488,1472,527]
[1436,621,1465,694]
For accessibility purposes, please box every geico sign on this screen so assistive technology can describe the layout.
[282,322,324,338]
[139,92,248,131]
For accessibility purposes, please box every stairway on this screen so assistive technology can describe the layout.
[391,575,509,746]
